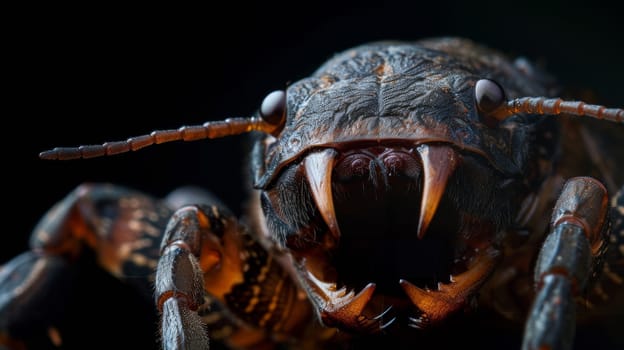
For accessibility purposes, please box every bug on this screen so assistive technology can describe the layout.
[1,37,623,350]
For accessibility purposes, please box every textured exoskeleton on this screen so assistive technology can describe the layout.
[1,37,623,350]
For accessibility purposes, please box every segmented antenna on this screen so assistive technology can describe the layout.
[39,117,274,160]
[492,97,623,123]
[39,96,622,161]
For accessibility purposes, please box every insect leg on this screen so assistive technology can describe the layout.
[611,186,624,251]
[0,251,74,348]
[155,200,313,350]
[522,177,610,350]
[0,183,171,348]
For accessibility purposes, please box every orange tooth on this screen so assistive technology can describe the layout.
[333,283,376,315]
[400,279,450,320]
[306,270,353,302]
[319,283,377,327]
[400,247,499,324]
[304,149,341,241]
[304,269,386,332]
[415,144,459,239]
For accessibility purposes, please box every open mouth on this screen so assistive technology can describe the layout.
[287,143,502,332]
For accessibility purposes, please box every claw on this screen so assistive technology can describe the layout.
[400,247,499,325]
[305,270,355,307]
[373,305,393,320]
[304,270,390,333]
[353,313,383,333]
[318,283,376,330]
[407,315,429,330]
[376,307,397,330]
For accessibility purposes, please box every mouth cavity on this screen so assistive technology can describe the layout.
[294,143,501,332]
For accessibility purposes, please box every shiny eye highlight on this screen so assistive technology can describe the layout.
[474,79,506,114]
[260,90,286,126]
[474,79,507,127]
[475,79,506,114]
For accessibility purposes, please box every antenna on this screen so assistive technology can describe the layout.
[39,117,275,160]
[492,97,623,123]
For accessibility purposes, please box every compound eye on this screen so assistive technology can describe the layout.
[474,79,508,127]
[260,90,286,126]
[475,79,506,114]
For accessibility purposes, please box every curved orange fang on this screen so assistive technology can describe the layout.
[416,144,459,239]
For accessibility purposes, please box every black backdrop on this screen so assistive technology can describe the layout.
[4,1,623,349]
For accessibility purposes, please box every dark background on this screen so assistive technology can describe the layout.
[4,1,623,349]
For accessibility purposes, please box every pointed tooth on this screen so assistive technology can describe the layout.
[439,247,500,292]
[415,144,459,239]
[305,270,360,304]
[400,247,500,324]
[306,270,335,291]
[400,279,455,325]
[315,283,387,333]
[336,286,348,297]
[304,149,340,241]
[334,283,376,316]
[400,279,442,308]
[342,289,355,301]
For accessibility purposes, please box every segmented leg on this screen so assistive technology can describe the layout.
[0,252,75,349]
[0,183,171,349]
[522,177,610,350]
[155,201,313,350]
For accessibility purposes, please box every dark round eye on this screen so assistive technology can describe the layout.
[474,79,506,114]
[260,90,286,126]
